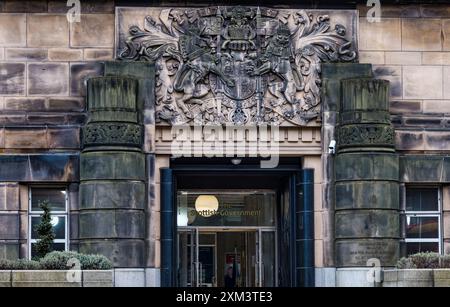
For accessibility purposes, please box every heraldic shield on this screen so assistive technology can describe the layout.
[118,6,357,126]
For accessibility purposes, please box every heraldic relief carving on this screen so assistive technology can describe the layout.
[118,7,357,126]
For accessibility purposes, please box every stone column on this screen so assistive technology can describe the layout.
[79,76,146,268]
[335,78,400,267]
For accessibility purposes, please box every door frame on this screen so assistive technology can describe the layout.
[177,226,277,287]
[161,157,314,287]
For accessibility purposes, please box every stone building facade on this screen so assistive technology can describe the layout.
[0,0,449,287]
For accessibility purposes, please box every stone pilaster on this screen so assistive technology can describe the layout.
[335,78,400,267]
[79,75,146,267]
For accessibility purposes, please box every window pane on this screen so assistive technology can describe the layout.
[31,216,66,240]
[31,188,66,212]
[406,188,438,211]
[406,216,439,239]
[406,242,439,255]
[31,243,66,259]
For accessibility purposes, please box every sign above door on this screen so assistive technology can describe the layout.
[116,7,358,126]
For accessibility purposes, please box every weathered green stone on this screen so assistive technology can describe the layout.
[336,239,400,267]
[335,153,399,181]
[341,78,390,114]
[79,239,145,268]
[0,243,19,260]
[400,155,446,182]
[335,210,400,238]
[87,76,138,111]
[79,210,145,239]
[80,151,145,181]
[80,181,145,210]
[335,181,399,210]
[321,63,373,112]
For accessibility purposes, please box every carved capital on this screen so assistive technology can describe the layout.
[82,122,143,148]
[337,124,395,150]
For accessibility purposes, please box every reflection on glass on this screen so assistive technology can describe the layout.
[31,188,66,212]
[177,190,276,227]
[31,216,66,240]
[406,216,439,239]
[406,188,438,212]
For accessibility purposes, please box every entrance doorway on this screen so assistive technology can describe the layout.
[176,190,277,287]
[162,157,315,287]
[177,228,276,287]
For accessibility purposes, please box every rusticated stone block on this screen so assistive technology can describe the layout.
[2,1,47,13]
[83,49,113,61]
[390,100,422,114]
[359,18,401,51]
[4,98,45,111]
[48,48,83,61]
[28,63,69,96]
[0,215,19,240]
[27,14,69,47]
[422,52,450,65]
[79,239,145,268]
[423,100,450,113]
[335,181,399,210]
[403,66,443,100]
[335,153,399,181]
[335,210,399,238]
[400,155,444,182]
[358,51,384,65]
[0,155,78,182]
[336,239,399,267]
[373,65,402,98]
[0,183,19,211]
[385,52,421,65]
[79,210,145,239]
[4,127,47,149]
[425,132,450,151]
[47,127,80,149]
[395,130,425,151]
[0,14,26,46]
[421,5,450,17]
[0,243,19,261]
[27,115,66,125]
[80,181,145,210]
[402,18,442,51]
[0,63,25,95]
[80,151,145,181]
[5,48,47,61]
[47,98,85,112]
[70,14,114,47]
[70,62,104,96]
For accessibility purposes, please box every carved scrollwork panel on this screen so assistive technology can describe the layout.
[83,123,143,147]
[337,124,395,149]
[117,7,358,126]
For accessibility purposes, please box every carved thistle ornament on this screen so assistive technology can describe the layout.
[117,7,357,126]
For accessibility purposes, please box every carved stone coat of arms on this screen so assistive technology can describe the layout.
[116,7,358,126]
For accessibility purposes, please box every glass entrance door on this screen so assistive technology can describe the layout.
[177,228,277,287]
